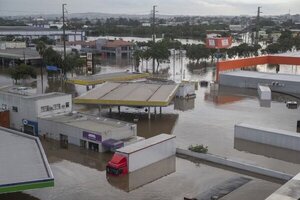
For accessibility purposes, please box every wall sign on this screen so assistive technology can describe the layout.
[83,131,102,142]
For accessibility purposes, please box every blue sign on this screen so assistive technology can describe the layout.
[23,119,38,136]
[46,66,61,72]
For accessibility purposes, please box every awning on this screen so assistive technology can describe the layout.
[102,139,124,149]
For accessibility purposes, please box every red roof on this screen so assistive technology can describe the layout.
[104,40,133,48]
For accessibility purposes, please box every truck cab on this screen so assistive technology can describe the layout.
[106,154,128,176]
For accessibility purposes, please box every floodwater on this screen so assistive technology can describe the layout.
[1,51,300,199]
[0,139,281,200]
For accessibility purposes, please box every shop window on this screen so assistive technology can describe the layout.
[12,106,18,112]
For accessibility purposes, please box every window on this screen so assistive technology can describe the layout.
[12,106,18,112]
[53,104,61,110]
[66,102,70,108]
[41,106,49,112]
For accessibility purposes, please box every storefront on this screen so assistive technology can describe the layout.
[83,131,102,152]
[23,119,38,136]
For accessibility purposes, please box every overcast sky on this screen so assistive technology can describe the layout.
[1,0,299,16]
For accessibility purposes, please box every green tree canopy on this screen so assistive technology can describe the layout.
[9,64,36,84]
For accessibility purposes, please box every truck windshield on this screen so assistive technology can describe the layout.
[106,166,123,175]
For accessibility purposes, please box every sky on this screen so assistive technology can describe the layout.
[0,0,300,16]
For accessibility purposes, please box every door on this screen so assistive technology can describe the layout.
[60,134,68,149]
[88,142,99,152]
[24,124,35,136]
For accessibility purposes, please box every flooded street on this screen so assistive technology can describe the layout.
[1,48,300,199]
[0,139,282,200]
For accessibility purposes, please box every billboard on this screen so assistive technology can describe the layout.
[206,37,232,49]
[86,53,93,75]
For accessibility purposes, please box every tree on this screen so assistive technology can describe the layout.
[63,53,85,76]
[42,47,63,69]
[264,43,282,54]
[186,44,210,63]
[148,40,170,73]
[9,64,36,84]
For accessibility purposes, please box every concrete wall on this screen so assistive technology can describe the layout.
[36,95,72,117]
[38,118,89,146]
[235,123,300,152]
[176,148,293,181]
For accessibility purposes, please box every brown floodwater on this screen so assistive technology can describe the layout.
[1,56,300,199]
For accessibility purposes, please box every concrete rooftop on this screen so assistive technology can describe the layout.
[39,113,134,132]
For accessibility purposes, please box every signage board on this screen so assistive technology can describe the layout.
[83,131,102,142]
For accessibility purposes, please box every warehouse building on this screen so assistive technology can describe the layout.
[0,86,72,136]
[38,113,138,152]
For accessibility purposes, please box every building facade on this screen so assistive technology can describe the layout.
[0,87,72,136]
[38,113,137,152]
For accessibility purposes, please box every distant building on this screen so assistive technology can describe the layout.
[0,48,42,67]
[100,39,133,58]
[0,86,72,136]
[0,42,26,49]
[0,26,85,42]
[229,25,244,32]
[142,23,151,27]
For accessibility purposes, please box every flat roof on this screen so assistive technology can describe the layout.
[0,127,54,194]
[0,26,59,32]
[266,172,300,200]
[0,48,41,60]
[117,134,175,154]
[74,82,179,107]
[0,86,69,100]
[39,113,134,132]
[221,70,300,83]
[67,72,150,85]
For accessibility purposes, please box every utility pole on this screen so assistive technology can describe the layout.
[62,4,67,63]
[152,5,157,73]
[255,6,262,45]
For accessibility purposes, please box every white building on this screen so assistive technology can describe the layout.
[229,25,244,32]
[0,86,72,136]
[38,113,138,152]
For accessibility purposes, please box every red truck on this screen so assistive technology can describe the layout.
[106,134,176,176]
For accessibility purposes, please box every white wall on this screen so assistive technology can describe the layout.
[0,93,37,130]
[235,123,300,152]
[0,92,71,131]
[36,95,72,117]
[121,137,176,172]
